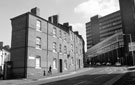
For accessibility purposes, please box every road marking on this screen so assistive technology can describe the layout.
[73,81,87,85]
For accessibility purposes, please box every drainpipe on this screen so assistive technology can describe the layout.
[74,35,76,71]
[47,22,49,73]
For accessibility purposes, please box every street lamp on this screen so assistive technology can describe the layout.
[115,33,120,65]
[115,31,120,64]
[123,34,135,65]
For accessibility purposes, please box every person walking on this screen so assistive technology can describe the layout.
[48,65,52,75]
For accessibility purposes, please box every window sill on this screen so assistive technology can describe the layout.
[64,68,67,70]
[64,53,67,55]
[53,51,57,53]
[36,30,42,32]
[53,35,57,38]
[59,37,62,39]
[59,52,62,54]
[53,68,57,70]
[35,48,42,50]
[35,67,41,69]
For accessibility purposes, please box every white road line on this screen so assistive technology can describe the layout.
[73,81,87,85]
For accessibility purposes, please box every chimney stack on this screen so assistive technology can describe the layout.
[31,7,40,16]
[48,15,59,25]
[0,42,3,48]
[4,45,10,49]
[69,26,72,30]
[63,22,69,27]
[74,31,79,35]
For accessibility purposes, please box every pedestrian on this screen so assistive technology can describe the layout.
[48,66,52,75]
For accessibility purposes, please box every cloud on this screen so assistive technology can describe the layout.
[71,23,87,51]
[54,0,64,3]
[74,0,120,19]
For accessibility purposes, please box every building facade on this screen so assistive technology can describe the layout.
[86,0,135,66]
[11,7,84,78]
[0,42,10,74]
[86,11,122,49]
[86,32,125,66]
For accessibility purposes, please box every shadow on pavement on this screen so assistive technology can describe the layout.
[113,71,135,85]
[37,73,124,85]
[87,65,127,68]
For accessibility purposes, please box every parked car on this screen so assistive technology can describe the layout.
[115,62,121,66]
[106,62,111,66]
[96,62,101,66]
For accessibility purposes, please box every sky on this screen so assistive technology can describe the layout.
[0,0,120,50]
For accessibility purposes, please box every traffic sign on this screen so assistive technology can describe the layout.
[128,42,135,51]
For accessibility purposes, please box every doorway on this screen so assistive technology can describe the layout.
[79,59,81,68]
[59,59,62,73]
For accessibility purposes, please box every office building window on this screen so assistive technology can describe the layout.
[59,44,62,53]
[35,56,41,68]
[53,58,57,69]
[53,27,57,37]
[59,30,62,38]
[36,20,41,31]
[64,60,67,69]
[64,46,67,54]
[53,42,57,52]
[36,37,41,49]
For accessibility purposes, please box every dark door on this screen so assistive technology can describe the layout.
[79,59,81,68]
[59,59,62,73]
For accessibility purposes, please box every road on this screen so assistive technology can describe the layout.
[23,67,126,85]
[113,66,135,85]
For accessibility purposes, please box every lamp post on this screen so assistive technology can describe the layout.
[114,33,120,65]
[123,34,135,65]
[115,31,120,65]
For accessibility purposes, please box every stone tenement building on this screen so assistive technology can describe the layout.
[10,7,84,78]
[0,42,10,72]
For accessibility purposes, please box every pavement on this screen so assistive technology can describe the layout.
[113,66,135,85]
[0,66,129,85]
[0,68,93,85]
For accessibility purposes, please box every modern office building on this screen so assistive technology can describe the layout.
[10,7,84,78]
[86,32,124,66]
[86,11,122,49]
[86,0,135,66]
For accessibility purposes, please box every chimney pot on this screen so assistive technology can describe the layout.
[31,7,40,16]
